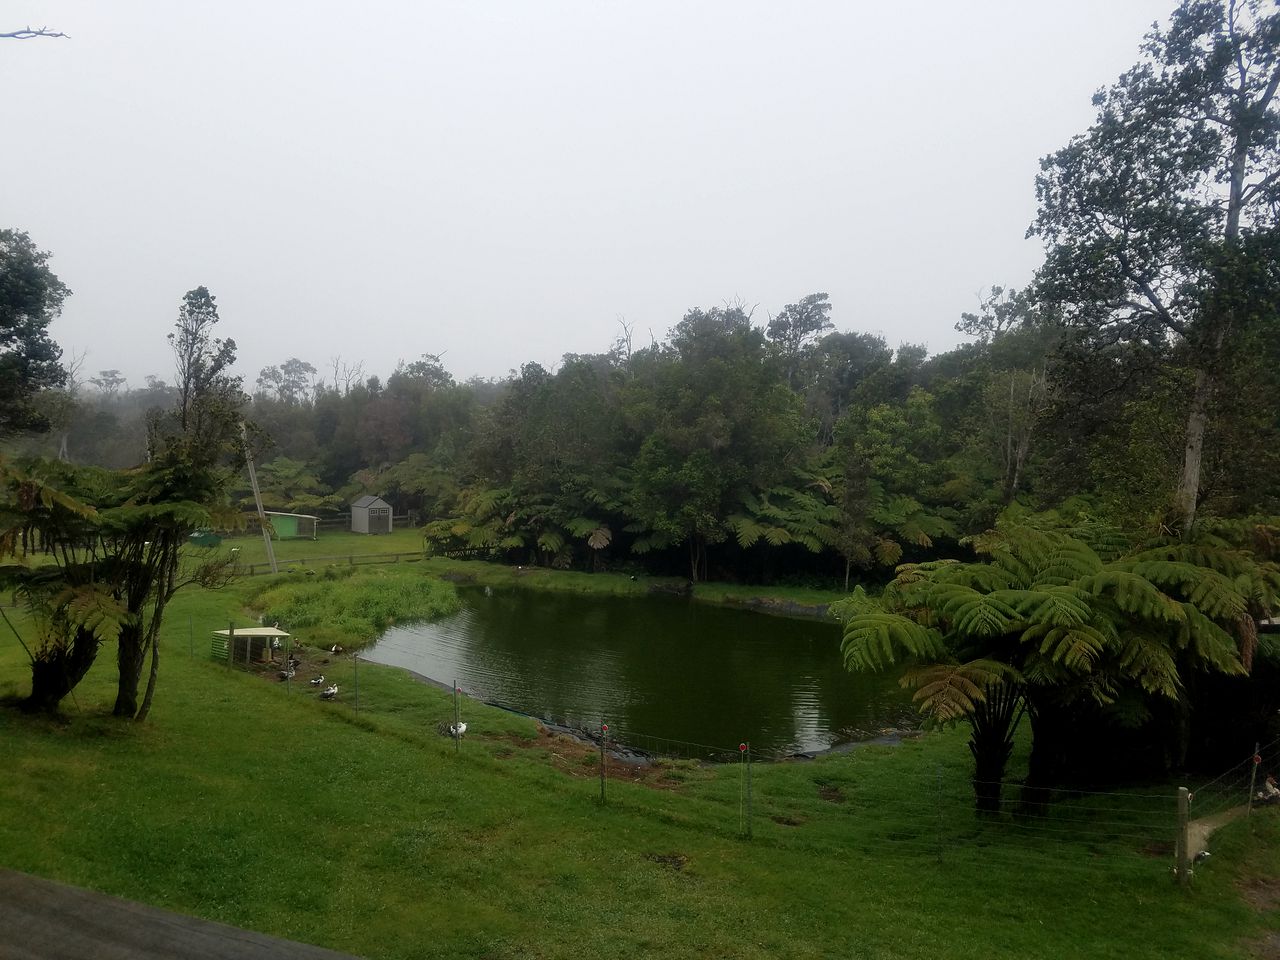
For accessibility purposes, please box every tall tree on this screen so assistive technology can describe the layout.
[256,358,317,405]
[0,230,67,436]
[105,286,247,719]
[169,286,236,438]
[766,292,833,389]
[1031,0,1280,535]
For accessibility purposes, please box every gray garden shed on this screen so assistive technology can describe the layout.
[351,495,393,534]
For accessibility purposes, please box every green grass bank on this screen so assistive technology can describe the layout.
[221,528,846,616]
[2,568,1277,959]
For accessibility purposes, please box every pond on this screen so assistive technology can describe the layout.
[364,586,918,757]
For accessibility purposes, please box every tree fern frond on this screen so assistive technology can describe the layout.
[727,515,765,549]
[1176,603,1246,675]
[52,584,134,644]
[1077,570,1183,622]
[565,516,598,538]
[536,530,565,554]
[830,585,878,622]
[874,538,902,566]
[1007,587,1092,627]
[899,659,1018,723]
[1115,633,1180,698]
[841,612,946,672]
[1020,623,1107,670]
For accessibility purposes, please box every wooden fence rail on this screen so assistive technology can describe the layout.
[242,551,425,576]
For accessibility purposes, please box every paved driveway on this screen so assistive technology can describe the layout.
[0,869,362,960]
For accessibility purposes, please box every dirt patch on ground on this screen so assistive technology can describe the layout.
[817,784,846,804]
[1239,875,1280,914]
[771,814,806,827]
[645,853,689,871]
[1242,931,1280,959]
[437,571,477,584]
[647,581,693,597]
[485,725,702,790]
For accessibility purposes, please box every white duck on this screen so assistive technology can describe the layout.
[320,684,339,700]
[448,721,467,739]
[310,674,325,686]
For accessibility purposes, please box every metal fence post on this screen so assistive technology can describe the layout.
[1176,786,1191,885]
[1248,743,1261,816]
[738,743,747,837]
[454,681,460,755]
[599,723,608,805]
[936,763,945,864]
[353,654,359,712]
[745,742,753,840]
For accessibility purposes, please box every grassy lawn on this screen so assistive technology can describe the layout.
[221,529,848,614]
[2,569,1277,959]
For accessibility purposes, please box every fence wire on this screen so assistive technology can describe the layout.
[198,628,1280,880]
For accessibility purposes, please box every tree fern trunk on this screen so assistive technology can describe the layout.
[113,623,147,719]
[1021,698,1073,815]
[23,628,99,714]
[135,633,161,723]
[968,684,1023,817]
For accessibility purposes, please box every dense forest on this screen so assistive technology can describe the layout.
[11,282,1280,589]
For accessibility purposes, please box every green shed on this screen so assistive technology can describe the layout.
[264,512,319,540]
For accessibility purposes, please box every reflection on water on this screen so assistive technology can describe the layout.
[365,587,917,755]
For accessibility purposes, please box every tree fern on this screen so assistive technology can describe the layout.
[837,519,1259,811]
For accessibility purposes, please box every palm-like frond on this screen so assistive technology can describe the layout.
[1019,622,1108,670]
[51,584,135,644]
[1175,603,1246,675]
[899,659,1019,722]
[1077,570,1184,623]
[1114,632,1181,698]
[840,612,946,672]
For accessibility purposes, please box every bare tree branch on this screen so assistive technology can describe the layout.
[0,26,69,40]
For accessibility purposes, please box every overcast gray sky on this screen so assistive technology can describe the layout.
[4,1,1175,389]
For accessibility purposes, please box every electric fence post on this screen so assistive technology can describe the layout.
[454,681,461,755]
[746,742,753,840]
[599,723,608,805]
[935,763,945,864]
[1248,744,1261,816]
[353,652,359,712]
[1176,786,1191,885]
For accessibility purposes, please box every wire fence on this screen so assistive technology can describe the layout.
[198,622,1279,883]
[238,551,427,577]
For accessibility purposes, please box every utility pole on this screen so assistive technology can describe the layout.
[241,422,277,574]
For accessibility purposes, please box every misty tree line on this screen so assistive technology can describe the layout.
[13,280,1280,587]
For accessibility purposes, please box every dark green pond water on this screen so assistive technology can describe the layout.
[365,587,917,757]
